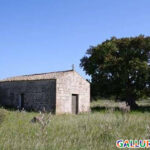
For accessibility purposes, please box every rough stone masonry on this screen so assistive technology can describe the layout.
[0,70,90,114]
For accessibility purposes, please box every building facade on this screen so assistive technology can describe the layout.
[0,70,90,114]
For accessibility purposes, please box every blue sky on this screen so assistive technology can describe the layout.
[0,0,150,79]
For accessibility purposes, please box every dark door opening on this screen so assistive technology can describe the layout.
[21,93,24,109]
[49,79,56,114]
[72,94,78,114]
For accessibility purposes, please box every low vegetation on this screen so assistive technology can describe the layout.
[0,100,150,150]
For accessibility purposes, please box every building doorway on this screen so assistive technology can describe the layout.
[19,93,24,109]
[72,94,78,114]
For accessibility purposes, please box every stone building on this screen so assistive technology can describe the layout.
[0,70,90,114]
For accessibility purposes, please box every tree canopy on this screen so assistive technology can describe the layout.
[80,35,150,109]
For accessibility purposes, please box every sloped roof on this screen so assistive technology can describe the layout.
[0,70,73,82]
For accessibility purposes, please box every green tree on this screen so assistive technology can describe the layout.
[80,35,150,109]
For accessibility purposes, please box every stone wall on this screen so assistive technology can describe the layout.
[56,71,90,114]
[0,79,56,111]
[0,70,90,114]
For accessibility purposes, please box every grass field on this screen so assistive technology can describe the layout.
[0,100,150,150]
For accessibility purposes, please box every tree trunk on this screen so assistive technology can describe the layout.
[126,98,138,110]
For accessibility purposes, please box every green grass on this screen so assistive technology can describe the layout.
[0,100,150,150]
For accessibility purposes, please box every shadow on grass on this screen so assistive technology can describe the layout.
[91,106,150,113]
[136,106,150,112]
[91,106,120,112]
[0,105,56,114]
[0,105,39,113]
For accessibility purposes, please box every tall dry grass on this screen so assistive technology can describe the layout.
[0,100,149,150]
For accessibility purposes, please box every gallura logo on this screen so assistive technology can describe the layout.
[116,140,150,148]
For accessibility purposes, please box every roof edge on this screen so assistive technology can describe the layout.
[0,70,74,82]
[73,70,90,84]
